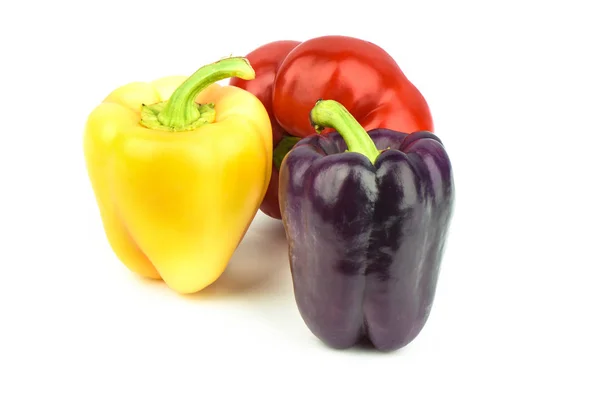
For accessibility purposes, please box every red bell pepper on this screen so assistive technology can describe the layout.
[230,35,433,219]
[230,40,300,219]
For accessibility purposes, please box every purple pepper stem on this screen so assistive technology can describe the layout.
[309,99,380,164]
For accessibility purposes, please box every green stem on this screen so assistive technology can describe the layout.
[140,57,255,132]
[273,135,301,170]
[309,99,380,164]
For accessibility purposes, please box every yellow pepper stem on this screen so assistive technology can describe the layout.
[140,57,255,132]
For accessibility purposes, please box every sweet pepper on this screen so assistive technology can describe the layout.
[229,40,300,219]
[231,35,434,219]
[279,100,454,351]
[84,57,272,294]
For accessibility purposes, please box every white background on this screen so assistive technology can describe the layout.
[1,0,599,397]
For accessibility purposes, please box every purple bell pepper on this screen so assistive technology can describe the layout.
[279,99,455,351]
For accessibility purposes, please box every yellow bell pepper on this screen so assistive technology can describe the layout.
[83,57,272,294]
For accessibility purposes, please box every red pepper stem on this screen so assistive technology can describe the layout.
[155,57,255,131]
[273,136,301,170]
[309,99,380,164]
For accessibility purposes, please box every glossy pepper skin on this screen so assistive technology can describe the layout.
[84,57,272,294]
[231,35,433,220]
[230,40,300,219]
[279,100,453,351]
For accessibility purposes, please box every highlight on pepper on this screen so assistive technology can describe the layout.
[83,57,273,294]
[278,99,454,352]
